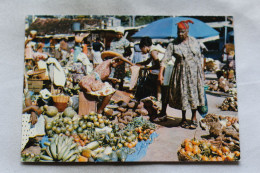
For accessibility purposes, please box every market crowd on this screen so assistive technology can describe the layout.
[22,21,236,151]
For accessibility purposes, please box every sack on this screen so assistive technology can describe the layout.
[197,87,208,118]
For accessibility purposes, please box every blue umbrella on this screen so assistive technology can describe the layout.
[132,17,219,39]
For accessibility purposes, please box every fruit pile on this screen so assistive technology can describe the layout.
[206,77,236,93]
[45,111,112,138]
[126,116,156,141]
[21,153,40,162]
[177,138,240,161]
[39,134,80,162]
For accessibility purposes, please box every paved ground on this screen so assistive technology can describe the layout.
[141,73,238,162]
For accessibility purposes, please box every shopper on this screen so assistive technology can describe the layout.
[158,20,205,129]
[92,37,105,67]
[110,26,130,90]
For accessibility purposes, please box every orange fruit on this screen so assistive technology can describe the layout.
[186,151,194,157]
[179,148,186,155]
[216,156,223,161]
[78,155,88,162]
[210,145,217,152]
[185,142,193,152]
[184,138,191,144]
[210,157,217,161]
[216,149,223,156]
[234,151,240,157]
[222,146,230,153]
[226,154,234,161]
[191,139,199,145]
[202,156,209,161]
[128,143,134,148]
[192,145,201,154]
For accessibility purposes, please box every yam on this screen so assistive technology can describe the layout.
[105,109,113,116]
[128,102,136,109]
[140,108,148,116]
[137,102,144,109]
[135,109,141,115]
[117,107,127,113]
[121,102,128,108]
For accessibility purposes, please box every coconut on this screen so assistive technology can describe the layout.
[46,106,58,117]
[63,107,77,118]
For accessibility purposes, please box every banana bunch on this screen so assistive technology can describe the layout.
[39,134,79,162]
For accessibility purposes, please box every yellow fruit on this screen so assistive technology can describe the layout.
[234,151,240,157]
[192,145,201,155]
[202,156,209,161]
[216,149,223,156]
[185,142,193,152]
[210,145,217,152]
[222,146,230,153]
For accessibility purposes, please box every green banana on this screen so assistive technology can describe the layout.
[61,146,71,160]
[58,144,69,160]
[67,154,77,162]
[70,143,77,150]
[63,150,75,162]
[40,154,53,161]
[50,142,57,160]
[44,142,50,146]
[46,146,53,158]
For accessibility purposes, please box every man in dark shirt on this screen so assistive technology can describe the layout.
[92,38,105,67]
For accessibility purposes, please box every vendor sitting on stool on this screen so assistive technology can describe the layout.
[79,53,134,114]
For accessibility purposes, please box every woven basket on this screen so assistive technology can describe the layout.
[52,88,70,112]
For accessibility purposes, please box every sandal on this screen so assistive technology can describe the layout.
[179,120,189,128]
[189,120,198,129]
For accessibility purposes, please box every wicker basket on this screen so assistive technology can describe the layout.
[52,88,70,112]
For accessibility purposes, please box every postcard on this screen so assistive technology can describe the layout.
[21,15,239,162]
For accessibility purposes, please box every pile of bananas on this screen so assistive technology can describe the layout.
[39,134,79,162]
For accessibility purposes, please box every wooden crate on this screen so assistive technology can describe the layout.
[27,79,51,93]
[78,92,98,116]
[28,80,43,93]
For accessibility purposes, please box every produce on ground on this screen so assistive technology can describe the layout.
[206,77,236,93]
[199,114,239,151]
[105,99,150,129]
[39,134,80,162]
[21,153,40,162]
[177,138,240,161]
[219,96,238,111]
[125,116,156,141]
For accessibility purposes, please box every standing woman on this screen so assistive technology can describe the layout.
[158,20,205,129]
[110,26,130,90]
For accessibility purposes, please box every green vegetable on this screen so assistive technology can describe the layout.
[45,106,58,117]
[63,107,77,118]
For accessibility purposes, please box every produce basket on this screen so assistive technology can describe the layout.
[51,87,70,112]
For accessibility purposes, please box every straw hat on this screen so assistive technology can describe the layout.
[30,30,37,36]
[114,26,125,34]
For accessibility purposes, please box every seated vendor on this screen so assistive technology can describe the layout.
[79,54,134,114]
[22,76,45,151]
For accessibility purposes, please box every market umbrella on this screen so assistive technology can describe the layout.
[132,17,219,39]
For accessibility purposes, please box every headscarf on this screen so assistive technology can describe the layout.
[177,20,194,30]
